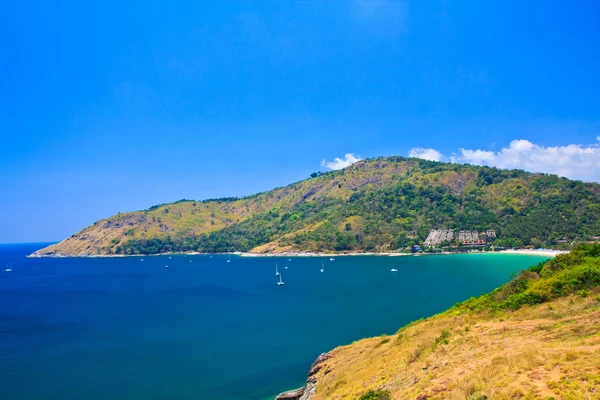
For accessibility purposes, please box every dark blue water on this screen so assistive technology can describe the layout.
[0,243,549,400]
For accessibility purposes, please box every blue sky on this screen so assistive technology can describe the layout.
[1,0,600,243]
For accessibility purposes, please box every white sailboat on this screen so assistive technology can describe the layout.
[320,261,324,273]
[277,273,284,286]
[275,262,280,276]
[4,262,12,272]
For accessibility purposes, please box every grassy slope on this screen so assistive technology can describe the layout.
[309,244,600,400]
[35,200,249,255]
[34,157,600,256]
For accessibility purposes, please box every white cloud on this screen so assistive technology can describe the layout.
[450,149,494,164]
[321,153,363,170]
[408,148,444,162]
[447,139,600,182]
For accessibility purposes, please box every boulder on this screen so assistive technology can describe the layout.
[275,387,305,400]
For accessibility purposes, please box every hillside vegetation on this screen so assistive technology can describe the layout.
[303,243,600,399]
[34,157,600,256]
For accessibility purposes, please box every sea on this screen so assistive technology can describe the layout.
[0,243,550,400]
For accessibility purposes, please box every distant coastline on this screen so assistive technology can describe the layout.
[28,248,567,258]
[29,157,600,261]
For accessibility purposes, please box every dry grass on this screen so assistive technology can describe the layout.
[250,222,326,253]
[311,290,600,399]
[36,200,248,255]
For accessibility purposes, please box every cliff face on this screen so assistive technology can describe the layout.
[278,245,600,399]
[33,157,600,256]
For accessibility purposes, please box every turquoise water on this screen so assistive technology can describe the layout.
[0,243,550,400]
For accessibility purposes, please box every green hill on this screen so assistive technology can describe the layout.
[33,156,600,256]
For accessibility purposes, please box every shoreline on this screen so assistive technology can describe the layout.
[239,249,568,258]
[28,248,568,259]
[493,249,569,257]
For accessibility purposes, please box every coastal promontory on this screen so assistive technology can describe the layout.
[278,244,600,399]
[34,157,600,257]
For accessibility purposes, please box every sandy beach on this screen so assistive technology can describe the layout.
[496,249,569,257]
[239,249,568,258]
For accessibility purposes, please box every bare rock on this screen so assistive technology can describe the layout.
[275,387,305,400]
[276,352,331,400]
[308,352,331,378]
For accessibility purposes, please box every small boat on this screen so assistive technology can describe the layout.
[287,258,292,261]
[4,263,12,272]
[391,268,398,272]
[140,259,144,262]
[165,265,169,268]
[320,261,324,273]
[275,263,280,276]
[169,256,171,259]
[330,258,335,261]
[277,273,284,286]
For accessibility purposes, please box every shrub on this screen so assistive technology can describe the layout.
[432,329,450,350]
[376,336,391,347]
[359,389,391,400]
[450,244,600,314]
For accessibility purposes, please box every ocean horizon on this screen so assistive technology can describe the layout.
[0,243,550,399]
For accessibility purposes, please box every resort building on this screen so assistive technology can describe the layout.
[424,229,454,247]
[423,229,498,248]
[458,230,479,243]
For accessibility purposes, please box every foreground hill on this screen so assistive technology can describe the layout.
[34,156,600,256]
[277,243,600,399]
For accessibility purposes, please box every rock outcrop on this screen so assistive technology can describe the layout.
[275,352,331,400]
[274,387,305,400]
